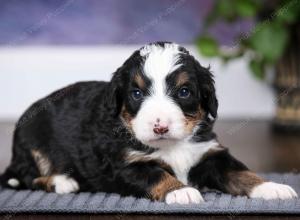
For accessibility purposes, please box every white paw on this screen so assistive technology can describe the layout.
[52,175,79,194]
[7,178,20,188]
[165,187,204,205]
[249,182,298,200]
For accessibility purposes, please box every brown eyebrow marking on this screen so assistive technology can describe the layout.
[134,73,146,89]
[176,72,189,87]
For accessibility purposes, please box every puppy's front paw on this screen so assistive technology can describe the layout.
[249,182,297,200]
[165,187,204,204]
[52,175,79,194]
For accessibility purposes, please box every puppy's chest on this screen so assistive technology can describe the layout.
[149,140,219,185]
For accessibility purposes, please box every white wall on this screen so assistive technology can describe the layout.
[0,45,275,120]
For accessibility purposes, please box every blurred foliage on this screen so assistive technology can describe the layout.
[197,0,300,79]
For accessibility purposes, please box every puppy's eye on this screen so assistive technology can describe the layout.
[131,89,143,100]
[178,87,190,99]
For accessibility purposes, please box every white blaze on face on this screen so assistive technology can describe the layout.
[132,43,188,148]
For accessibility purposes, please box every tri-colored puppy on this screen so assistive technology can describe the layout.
[1,42,297,204]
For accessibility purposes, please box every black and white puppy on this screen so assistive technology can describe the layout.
[1,42,297,204]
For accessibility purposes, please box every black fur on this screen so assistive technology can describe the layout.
[188,149,248,193]
[1,42,250,200]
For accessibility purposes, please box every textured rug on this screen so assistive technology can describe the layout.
[0,173,299,215]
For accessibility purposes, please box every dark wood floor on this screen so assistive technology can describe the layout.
[0,120,299,173]
[214,120,300,173]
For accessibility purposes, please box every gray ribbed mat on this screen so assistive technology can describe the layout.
[0,174,299,215]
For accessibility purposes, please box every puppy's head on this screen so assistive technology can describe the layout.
[110,42,218,148]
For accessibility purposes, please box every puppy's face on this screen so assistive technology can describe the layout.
[111,42,218,148]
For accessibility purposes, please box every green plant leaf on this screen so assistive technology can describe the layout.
[249,22,288,63]
[216,0,236,21]
[276,0,300,24]
[249,59,265,79]
[196,36,219,57]
[234,0,259,17]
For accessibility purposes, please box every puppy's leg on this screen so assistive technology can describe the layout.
[1,151,41,190]
[249,181,297,200]
[152,172,203,204]
[189,148,298,200]
[164,185,204,204]
[119,161,203,204]
[33,175,79,194]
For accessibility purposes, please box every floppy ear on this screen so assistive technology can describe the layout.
[194,59,218,119]
[107,66,125,117]
[107,49,144,117]
[202,79,218,119]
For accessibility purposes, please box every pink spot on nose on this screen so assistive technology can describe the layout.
[153,126,169,135]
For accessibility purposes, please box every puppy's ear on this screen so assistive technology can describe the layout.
[107,49,142,117]
[203,78,218,119]
[194,59,218,119]
[107,66,125,116]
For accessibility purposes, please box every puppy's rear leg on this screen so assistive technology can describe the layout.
[33,175,79,194]
[1,154,40,190]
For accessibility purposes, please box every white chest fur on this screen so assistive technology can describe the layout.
[148,139,220,185]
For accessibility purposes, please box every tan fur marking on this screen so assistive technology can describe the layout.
[126,151,180,201]
[184,106,205,133]
[33,176,54,192]
[226,171,264,196]
[126,151,173,172]
[176,72,189,87]
[150,172,184,201]
[120,105,134,132]
[134,73,146,90]
[126,151,152,163]
[31,149,52,176]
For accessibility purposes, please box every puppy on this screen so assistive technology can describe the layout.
[1,42,297,204]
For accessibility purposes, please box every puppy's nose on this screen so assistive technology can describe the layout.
[153,126,169,135]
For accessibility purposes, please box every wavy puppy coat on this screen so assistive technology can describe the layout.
[1,42,297,204]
